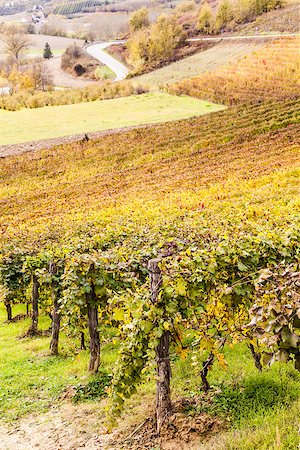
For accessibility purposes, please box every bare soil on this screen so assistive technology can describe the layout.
[45,57,96,88]
[0,397,224,450]
[0,123,158,158]
[0,403,111,450]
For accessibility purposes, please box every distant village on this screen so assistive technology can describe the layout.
[31,5,45,23]
[0,0,47,21]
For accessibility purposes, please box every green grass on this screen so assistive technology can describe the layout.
[0,93,225,145]
[0,304,88,421]
[1,302,300,450]
[25,49,64,58]
[94,65,116,80]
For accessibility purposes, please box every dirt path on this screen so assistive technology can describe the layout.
[0,404,112,450]
[45,57,96,89]
[0,123,165,158]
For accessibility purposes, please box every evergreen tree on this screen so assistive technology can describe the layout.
[43,42,53,59]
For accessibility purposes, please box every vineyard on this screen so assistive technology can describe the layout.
[0,29,300,449]
[133,40,263,88]
[0,87,299,446]
[52,0,105,16]
[168,37,300,106]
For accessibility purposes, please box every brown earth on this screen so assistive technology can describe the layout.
[0,397,225,450]
[0,123,160,158]
[45,57,96,88]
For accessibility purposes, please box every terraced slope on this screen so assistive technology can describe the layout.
[1,97,299,240]
[132,40,266,88]
[169,37,300,105]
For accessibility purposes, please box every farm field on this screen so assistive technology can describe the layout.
[132,40,265,87]
[0,95,299,448]
[0,97,298,236]
[0,93,225,145]
[169,37,300,106]
[0,7,300,449]
[0,34,84,60]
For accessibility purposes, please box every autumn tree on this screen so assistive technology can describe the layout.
[129,8,149,33]
[215,0,234,31]
[127,14,185,70]
[198,2,215,34]
[0,24,32,60]
[149,14,186,61]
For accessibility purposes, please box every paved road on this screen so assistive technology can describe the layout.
[84,34,298,82]
[85,41,129,82]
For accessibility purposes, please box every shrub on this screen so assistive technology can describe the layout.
[197,2,215,34]
[0,81,148,110]
[129,7,149,33]
[216,0,235,31]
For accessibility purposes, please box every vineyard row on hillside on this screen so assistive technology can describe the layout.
[168,37,300,106]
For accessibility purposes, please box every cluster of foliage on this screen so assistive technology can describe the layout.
[52,0,104,16]
[197,0,285,34]
[0,59,53,95]
[0,206,299,427]
[0,80,141,110]
[127,12,186,73]
[60,43,101,79]
[0,23,32,60]
[247,264,300,370]
[168,37,300,105]
[129,7,150,33]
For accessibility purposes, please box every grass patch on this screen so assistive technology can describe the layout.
[72,369,112,403]
[0,93,225,145]
[1,303,300,450]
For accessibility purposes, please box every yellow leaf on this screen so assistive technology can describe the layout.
[216,353,228,369]
[113,308,125,322]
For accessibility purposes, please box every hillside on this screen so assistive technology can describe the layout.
[0,93,225,147]
[168,36,300,105]
[0,94,299,447]
[132,39,267,88]
[0,23,299,450]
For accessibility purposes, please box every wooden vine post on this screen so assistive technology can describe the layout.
[4,300,12,322]
[148,258,172,434]
[49,262,61,356]
[86,271,100,374]
[28,273,39,335]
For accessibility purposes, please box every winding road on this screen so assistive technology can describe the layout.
[84,34,299,82]
[85,40,129,82]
